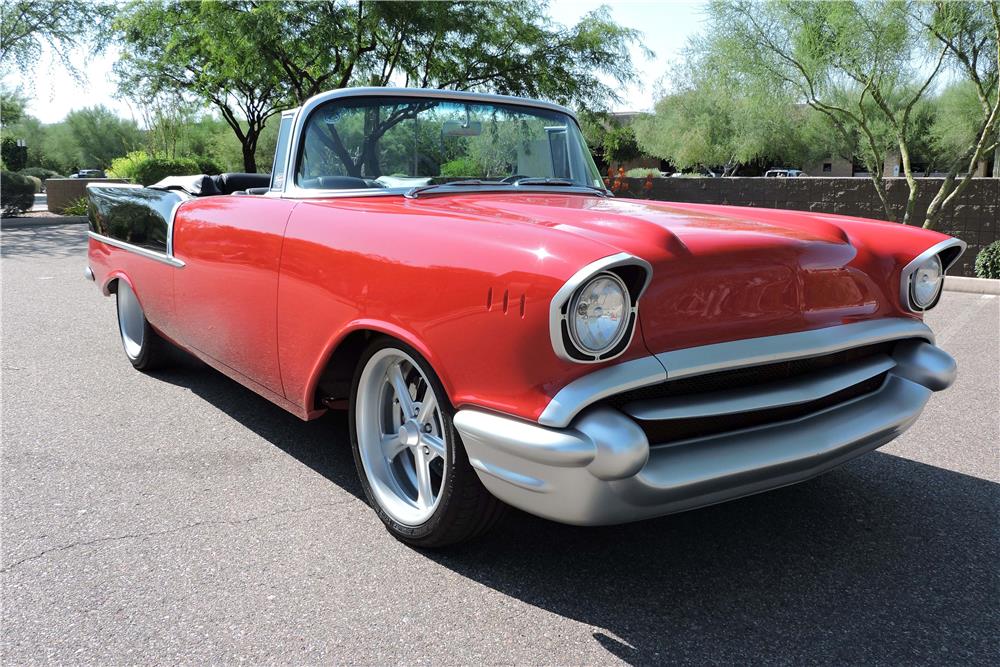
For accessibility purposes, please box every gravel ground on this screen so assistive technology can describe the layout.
[2,224,998,665]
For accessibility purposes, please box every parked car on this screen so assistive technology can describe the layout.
[86,88,965,546]
[71,169,106,179]
[764,168,806,177]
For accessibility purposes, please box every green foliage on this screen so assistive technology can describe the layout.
[107,151,150,181]
[115,0,648,172]
[22,174,41,192]
[108,150,199,184]
[18,167,61,181]
[0,0,117,79]
[626,168,660,178]
[193,156,224,175]
[136,157,200,185]
[440,157,479,178]
[1,135,26,170]
[0,170,35,216]
[974,241,1000,279]
[61,197,90,216]
[0,87,27,125]
[63,106,143,169]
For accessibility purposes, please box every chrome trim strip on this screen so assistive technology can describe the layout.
[548,252,653,364]
[655,317,932,380]
[622,353,897,421]
[539,355,666,427]
[899,238,967,312]
[87,231,186,268]
[84,266,94,281]
[538,317,935,428]
[280,87,587,200]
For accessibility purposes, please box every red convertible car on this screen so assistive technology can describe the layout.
[87,88,964,546]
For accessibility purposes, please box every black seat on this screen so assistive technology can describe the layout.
[213,172,271,194]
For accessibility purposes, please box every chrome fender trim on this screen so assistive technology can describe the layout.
[88,231,186,268]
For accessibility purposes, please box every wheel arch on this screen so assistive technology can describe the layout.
[303,320,455,414]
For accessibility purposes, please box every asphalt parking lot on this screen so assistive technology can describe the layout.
[2,224,998,665]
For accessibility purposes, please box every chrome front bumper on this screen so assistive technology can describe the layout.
[454,321,956,526]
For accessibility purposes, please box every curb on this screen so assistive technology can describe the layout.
[944,275,1000,295]
[1,216,88,230]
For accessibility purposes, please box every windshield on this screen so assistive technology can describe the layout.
[295,96,604,192]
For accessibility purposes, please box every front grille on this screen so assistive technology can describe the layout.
[608,341,895,407]
[606,340,900,446]
[634,372,888,445]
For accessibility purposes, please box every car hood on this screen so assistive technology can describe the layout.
[407,193,916,355]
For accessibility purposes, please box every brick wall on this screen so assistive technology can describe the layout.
[618,177,998,277]
[46,178,128,213]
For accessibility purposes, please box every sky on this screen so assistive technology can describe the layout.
[9,0,708,125]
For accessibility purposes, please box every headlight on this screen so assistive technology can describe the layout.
[568,273,630,354]
[910,255,943,309]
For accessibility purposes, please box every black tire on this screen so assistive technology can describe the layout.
[115,280,171,372]
[349,336,506,547]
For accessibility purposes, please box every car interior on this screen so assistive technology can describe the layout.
[150,172,272,197]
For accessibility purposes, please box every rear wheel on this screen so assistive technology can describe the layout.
[115,281,170,371]
[349,338,505,547]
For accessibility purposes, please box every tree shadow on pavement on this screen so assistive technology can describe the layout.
[1,224,89,259]
[146,350,998,665]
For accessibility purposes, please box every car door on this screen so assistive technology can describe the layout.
[171,195,298,396]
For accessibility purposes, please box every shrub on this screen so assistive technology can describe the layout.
[193,156,224,175]
[974,240,1000,280]
[439,157,479,178]
[134,156,200,185]
[108,151,202,185]
[19,167,62,182]
[22,174,42,192]
[626,167,661,178]
[61,197,90,216]
[0,136,27,171]
[1,171,36,216]
[107,151,200,185]
[107,151,150,182]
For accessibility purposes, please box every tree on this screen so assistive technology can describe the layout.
[0,0,116,78]
[115,1,286,172]
[916,0,1000,228]
[0,87,27,127]
[632,57,829,175]
[699,0,999,228]
[116,0,647,173]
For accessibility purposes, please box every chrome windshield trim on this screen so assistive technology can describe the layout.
[280,87,587,198]
[274,185,608,201]
[549,252,653,364]
[537,317,935,428]
[88,231,185,268]
[899,238,967,312]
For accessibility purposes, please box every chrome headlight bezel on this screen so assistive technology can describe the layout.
[899,238,966,313]
[550,253,652,364]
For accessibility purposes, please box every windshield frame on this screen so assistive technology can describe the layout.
[271,87,610,200]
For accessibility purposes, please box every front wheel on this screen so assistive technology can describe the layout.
[349,338,505,547]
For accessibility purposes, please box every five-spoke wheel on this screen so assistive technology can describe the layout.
[350,338,505,546]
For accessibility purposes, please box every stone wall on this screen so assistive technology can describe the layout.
[618,177,997,277]
[46,178,128,213]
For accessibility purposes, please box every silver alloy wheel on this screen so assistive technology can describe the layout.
[117,282,145,360]
[356,348,448,526]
